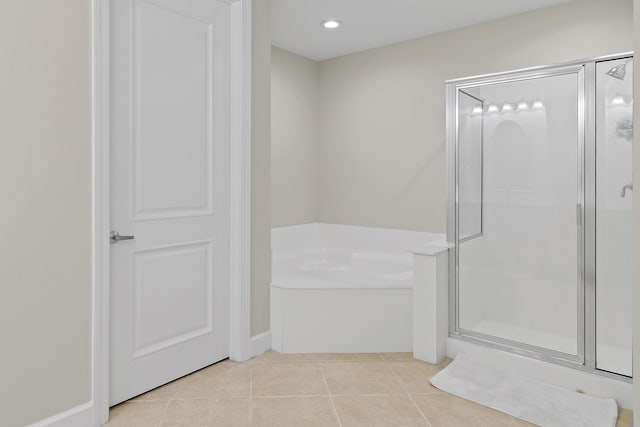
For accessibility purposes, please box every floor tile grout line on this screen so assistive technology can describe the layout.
[251,392,411,398]
[129,392,420,400]
[257,352,400,362]
[253,394,330,398]
[385,362,434,427]
[406,392,434,427]
[319,364,344,427]
[130,395,252,402]
[329,392,412,397]
[155,399,171,427]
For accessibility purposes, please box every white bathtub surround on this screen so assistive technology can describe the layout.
[412,244,449,364]
[431,353,619,427]
[271,286,413,352]
[270,223,443,353]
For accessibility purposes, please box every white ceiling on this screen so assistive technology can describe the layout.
[271,0,575,61]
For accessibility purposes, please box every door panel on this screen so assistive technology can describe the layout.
[109,0,230,405]
[133,0,214,219]
[132,241,213,358]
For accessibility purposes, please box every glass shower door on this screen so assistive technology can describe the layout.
[455,70,582,359]
[595,57,633,376]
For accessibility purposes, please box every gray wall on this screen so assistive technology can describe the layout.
[0,1,273,425]
[272,0,634,232]
[271,47,320,227]
[317,0,633,232]
[0,1,92,426]
[251,0,272,336]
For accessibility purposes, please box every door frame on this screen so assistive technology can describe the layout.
[91,0,253,424]
[447,63,588,366]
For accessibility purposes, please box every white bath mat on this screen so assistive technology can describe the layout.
[429,353,618,427]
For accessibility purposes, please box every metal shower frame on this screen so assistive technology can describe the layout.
[445,52,633,382]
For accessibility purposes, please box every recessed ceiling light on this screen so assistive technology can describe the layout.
[322,19,342,29]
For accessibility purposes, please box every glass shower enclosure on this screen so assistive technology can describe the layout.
[446,54,633,378]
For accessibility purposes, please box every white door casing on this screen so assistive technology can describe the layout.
[109,0,232,405]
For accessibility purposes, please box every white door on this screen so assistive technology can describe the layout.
[109,0,231,405]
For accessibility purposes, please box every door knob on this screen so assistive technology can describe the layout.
[110,230,135,244]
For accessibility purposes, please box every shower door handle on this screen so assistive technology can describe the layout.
[576,204,582,226]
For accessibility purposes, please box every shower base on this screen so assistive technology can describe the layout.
[467,320,632,377]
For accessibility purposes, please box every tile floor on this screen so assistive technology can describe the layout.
[107,351,633,427]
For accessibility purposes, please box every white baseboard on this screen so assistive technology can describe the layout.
[250,331,272,358]
[28,401,95,427]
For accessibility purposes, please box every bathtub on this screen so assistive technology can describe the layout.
[270,223,443,353]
